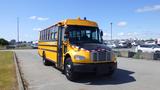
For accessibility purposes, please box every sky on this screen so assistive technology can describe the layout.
[0,0,160,41]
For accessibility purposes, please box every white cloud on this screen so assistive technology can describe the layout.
[118,32,124,36]
[29,16,49,21]
[136,4,160,13]
[117,32,140,39]
[29,16,37,20]
[117,21,127,27]
[33,28,42,31]
[37,17,49,21]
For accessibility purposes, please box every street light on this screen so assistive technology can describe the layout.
[17,17,19,43]
[110,22,112,41]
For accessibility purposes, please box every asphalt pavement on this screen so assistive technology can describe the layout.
[14,49,160,90]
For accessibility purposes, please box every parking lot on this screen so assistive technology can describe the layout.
[15,49,160,90]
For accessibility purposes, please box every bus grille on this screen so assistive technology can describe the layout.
[91,51,112,61]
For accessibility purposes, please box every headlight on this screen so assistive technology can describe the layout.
[74,55,85,60]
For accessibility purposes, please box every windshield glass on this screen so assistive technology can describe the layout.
[65,26,102,44]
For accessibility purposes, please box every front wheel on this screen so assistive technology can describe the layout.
[64,58,77,81]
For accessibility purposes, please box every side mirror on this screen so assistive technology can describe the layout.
[100,31,103,36]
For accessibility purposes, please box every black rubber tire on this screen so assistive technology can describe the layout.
[42,52,51,66]
[155,51,160,54]
[64,58,77,81]
[154,51,160,60]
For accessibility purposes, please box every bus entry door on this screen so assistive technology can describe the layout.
[57,26,63,68]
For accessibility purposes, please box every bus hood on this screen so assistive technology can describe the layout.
[78,43,112,51]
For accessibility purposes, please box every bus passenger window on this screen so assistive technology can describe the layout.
[54,32,57,40]
[51,33,54,40]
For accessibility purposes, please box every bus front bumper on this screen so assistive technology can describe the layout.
[72,62,117,74]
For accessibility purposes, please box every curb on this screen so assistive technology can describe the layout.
[13,52,25,90]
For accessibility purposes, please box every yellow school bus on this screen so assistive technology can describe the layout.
[38,17,117,81]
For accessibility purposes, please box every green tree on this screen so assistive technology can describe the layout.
[0,38,9,46]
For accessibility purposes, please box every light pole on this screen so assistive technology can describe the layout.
[110,22,112,41]
[17,17,19,44]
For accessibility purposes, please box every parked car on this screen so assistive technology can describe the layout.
[145,41,156,45]
[131,42,138,46]
[6,45,17,49]
[31,43,38,49]
[117,42,132,48]
[107,43,116,48]
[31,41,38,49]
[135,44,160,53]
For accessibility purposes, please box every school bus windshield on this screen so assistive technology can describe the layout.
[66,26,102,44]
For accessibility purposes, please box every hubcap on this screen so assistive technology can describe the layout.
[43,57,45,63]
[66,63,71,76]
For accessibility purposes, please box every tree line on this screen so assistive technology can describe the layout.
[0,38,9,46]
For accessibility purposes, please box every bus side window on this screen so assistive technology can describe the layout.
[51,32,54,40]
[48,29,50,40]
[50,26,58,41]
[54,32,57,40]
[46,30,48,40]
[50,32,57,40]
[42,30,44,41]
[41,31,42,40]
[39,31,41,41]
[48,30,50,40]
[54,26,58,40]
[51,28,54,40]
[45,30,48,41]
[44,30,46,41]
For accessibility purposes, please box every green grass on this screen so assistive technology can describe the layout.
[0,51,18,90]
